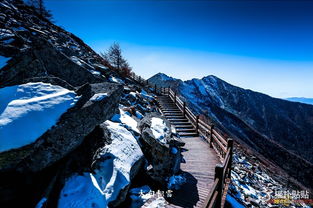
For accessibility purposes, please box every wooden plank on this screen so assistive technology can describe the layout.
[166,137,220,208]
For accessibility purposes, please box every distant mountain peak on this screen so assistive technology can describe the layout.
[154,72,177,81]
[285,97,313,105]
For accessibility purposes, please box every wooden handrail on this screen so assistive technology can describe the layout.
[129,73,233,208]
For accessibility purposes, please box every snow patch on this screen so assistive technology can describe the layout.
[0,82,79,152]
[150,117,168,144]
[35,197,47,208]
[90,93,108,102]
[145,197,167,208]
[109,76,125,84]
[111,108,139,133]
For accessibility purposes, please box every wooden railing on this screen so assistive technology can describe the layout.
[129,72,233,208]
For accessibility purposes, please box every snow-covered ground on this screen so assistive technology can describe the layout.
[227,148,311,208]
[58,120,143,208]
[0,82,79,152]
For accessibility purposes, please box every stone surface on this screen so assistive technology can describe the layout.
[138,113,183,185]
[0,82,123,172]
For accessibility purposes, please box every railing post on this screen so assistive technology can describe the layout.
[196,115,199,133]
[215,164,224,208]
[227,138,233,179]
[174,91,177,104]
[210,125,214,148]
[154,84,157,94]
[146,80,149,86]
[183,102,186,117]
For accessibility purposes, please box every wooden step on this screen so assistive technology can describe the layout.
[176,128,196,133]
[179,132,199,137]
[164,113,183,116]
[163,109,181,113]
[168,118,188,121]
[174,125,194,128]
[171,121,191,125]
[165,115,185,118]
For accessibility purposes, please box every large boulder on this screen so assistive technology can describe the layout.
[57,121,144,208]
[138,113,184,185]
[0,82,123,207]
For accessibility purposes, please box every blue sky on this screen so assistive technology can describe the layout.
[45,0,313,98]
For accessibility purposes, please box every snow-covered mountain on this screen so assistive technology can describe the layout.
[286,97,313,105]
[148,73,313,190]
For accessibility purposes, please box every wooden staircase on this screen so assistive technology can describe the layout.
[157,96,198,137]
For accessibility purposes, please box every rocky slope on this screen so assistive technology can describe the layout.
[148,73,313,190]
[0,1,186,207]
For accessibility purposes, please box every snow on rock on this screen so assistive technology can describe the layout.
[0,56,11,68]
[58,120,143,208]
[144,196,167,208]
[150,117,169,144]
[58,173,107,208]
[0,82,79,152]
[89,69,101,76]
[35,197,47,208]
[140,89,155,101]
[90,93,108,102]
[111,107,139,133]
[167,174,186,190]
[129,185,153,208]
[93,63,109,70]
[109,76,125,84]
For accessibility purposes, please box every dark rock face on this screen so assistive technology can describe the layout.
[138,113,183,185]
[0,0,109,88]
[0,39,104,88]
[148,73,313,189]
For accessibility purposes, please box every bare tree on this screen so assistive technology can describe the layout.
[26,0,52,20]
[101,42,132,76]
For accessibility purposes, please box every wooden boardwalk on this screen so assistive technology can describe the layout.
[166,137,220,208]
[157,96,220,208]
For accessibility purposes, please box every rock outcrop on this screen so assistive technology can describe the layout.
[0,38,105,88]
[138,113,184,185]
[0,82,123,207]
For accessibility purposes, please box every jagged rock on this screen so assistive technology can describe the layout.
[138,113,183,185]
[0,38,104,88]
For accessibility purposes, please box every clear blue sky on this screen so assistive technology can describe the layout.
[45,0,313,98]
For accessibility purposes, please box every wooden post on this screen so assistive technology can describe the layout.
[174,91,177,104]
[183,102,186,117]
[146,80,149,86]
[215,164,224,208]
[196,115,199,133]
[154,84,157,93]
[210,125,214,148]
[227,138,233,179]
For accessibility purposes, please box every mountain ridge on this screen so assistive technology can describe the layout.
[148,72,313,189]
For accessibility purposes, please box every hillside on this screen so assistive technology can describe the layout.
[148,73,313,189]
[0,1,185,207]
